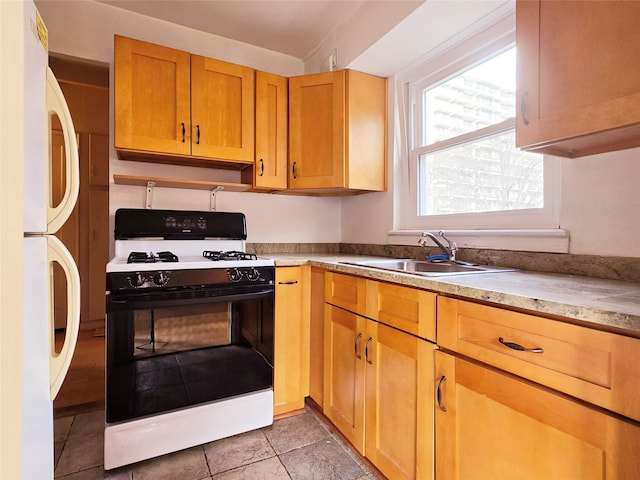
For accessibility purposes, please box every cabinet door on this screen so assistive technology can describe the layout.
[114,35,191,155]
[274,267,309,416]
[365,321,434,480]
[289,71,345,189]
[191,55,255,164]
[435,351,640,479]
[323,305,366,453]
[516,0,640,157]
[253,71,288,190]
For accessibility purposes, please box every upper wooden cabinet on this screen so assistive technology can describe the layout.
[242,71,288,191]
[114,36,191,157]
[190,55,254,162]
[516,0,640,157]
[114,35,254,168]
[289,70,387,193]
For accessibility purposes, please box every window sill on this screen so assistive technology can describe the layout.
[387,229,570,254]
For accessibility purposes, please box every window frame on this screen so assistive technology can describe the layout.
[394,14,562,238]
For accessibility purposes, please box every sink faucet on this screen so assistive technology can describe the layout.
[419,231,458,261]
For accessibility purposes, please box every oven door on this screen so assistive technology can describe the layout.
[106,285,274,424]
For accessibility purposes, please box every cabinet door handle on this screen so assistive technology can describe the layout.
[354,332,362,360]
[365,337,373,365]
[196,125,201,144]
[520,92,530,126]
[277,280,298,285]
[292,161,297,179]
[259,159,264,176]
[181,122,186,142]
[436,375,447,412]
[498,337,544,354]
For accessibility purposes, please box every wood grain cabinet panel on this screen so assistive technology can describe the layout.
[289,70,386,193]
[435,351,640,480]
[191,55,254,162]
[308,267,325,407]
[246,70,288,190]
[323,304,366,452]
[325,272,367,316]
[438,296,640,422]
[274,266,310,416]
[114,35,191,156]
[516,0,640,157]
[364,320,434,480]
[366,280,436,341]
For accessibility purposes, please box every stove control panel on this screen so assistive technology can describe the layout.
[125,271,171,289]
[227,267,263,283]
[115,209,247,240]
[108,266,274,292]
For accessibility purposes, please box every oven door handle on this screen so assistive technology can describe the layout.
[107,287,275,311]
[212,289,274,303]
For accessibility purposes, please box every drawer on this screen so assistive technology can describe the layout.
[367,280,437,341]
[438,296,640,421]
[325,272,367,316]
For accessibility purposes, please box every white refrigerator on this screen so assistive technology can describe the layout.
[21,1,81,478]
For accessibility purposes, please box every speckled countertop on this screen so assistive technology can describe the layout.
[269,253,640,337]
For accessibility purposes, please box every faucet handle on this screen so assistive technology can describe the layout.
[438,231,458,259]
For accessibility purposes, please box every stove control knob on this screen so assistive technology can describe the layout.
[245,268,261,281]
[128,273,146,288]
[153,271,170,287]
[228,268,243,282]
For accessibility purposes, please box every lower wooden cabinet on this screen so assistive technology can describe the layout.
[435,350,640,479]
[324,304,435,480]
[273,266,310,416]
[438,296,640,422]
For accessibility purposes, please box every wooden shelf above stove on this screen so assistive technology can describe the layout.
[113,174,252,192]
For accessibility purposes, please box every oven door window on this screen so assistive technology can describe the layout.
[106,292,274,424]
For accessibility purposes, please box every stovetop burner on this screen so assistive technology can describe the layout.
[203,250,258,262]
[127,251,180,264]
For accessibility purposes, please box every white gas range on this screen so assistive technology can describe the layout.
[104,209,275,470]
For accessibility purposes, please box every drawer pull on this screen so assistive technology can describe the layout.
[365,337,373,365]
[499,337,544,354]
[277,281,298,285]
[437,376,447,412]
[354,332,362,359]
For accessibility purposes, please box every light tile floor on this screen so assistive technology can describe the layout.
[54,406,380,480]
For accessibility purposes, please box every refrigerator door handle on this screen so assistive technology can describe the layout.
[46,67,79,234]
[47,235,81,400]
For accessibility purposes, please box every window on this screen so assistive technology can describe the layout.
[396,17,560,235]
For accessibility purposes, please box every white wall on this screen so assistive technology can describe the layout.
[37,0,343,246]
[559,150,640,257]
[303,0,423,74]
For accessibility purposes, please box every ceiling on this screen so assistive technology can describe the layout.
[98,0,376,60]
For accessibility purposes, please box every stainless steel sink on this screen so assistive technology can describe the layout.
[340,259,514,277]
